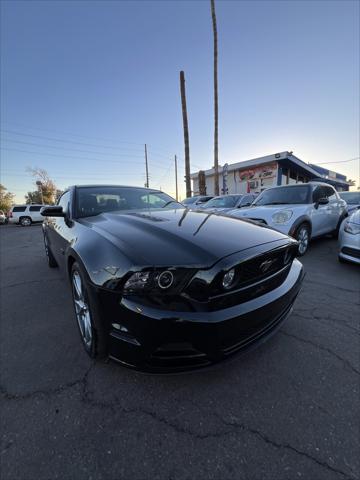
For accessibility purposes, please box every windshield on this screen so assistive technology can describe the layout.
[203,196,240,209]
[339,192,360,204]
[253,186,311,206]
[182,197,197,205]
[76,186,183,218]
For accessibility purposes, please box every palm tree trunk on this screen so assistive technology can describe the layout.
[211,0,219,196]
[180,70,192,198]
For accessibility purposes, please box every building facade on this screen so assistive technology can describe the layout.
[190,151,350,196]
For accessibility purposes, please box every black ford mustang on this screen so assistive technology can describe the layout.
[41,185,304,372]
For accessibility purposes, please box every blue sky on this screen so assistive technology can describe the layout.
[1,0,359,201]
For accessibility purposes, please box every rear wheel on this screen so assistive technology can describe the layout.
[295,223,310,256]
[70,262,107,358]
[20,216,32,227]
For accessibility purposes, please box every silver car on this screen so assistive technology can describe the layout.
[227,182,347,256]
[200,194,256,213]
[0,210,6,225]
[338,209,360,264]
[339,191,360,215]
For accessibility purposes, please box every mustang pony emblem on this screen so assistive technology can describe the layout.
[260,259,274,273]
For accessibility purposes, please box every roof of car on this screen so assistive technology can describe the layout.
[265,182,333,190]
[72,185,161,192]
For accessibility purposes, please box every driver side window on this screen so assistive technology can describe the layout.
[312,186,326,203]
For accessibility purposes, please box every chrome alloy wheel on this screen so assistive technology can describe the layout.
[72,271,93,349]
[20,217,31,226]
[297,227,309,255]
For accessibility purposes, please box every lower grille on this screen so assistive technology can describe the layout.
[341,247,360,259]
[150,342,210,369]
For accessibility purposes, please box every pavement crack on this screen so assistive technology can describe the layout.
[79,388,357,480]
[305,280,360,295]
[0,363,94,401]
[212,413,356,480]
[280,330,360,375]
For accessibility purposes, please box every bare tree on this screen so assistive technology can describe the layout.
[211,0,219,195]
[180,71,191,198]
[26,167,57,204]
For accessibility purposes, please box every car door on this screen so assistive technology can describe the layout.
[311,186,331,236]
[28,205,43,222]
[322,186,341,233]
[46,191,72,266]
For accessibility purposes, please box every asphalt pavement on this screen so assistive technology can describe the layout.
[0,224,359,480]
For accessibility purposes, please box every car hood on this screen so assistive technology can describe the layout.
[348,209,360,225]
[228,204,306,220]
[80,208,290,267]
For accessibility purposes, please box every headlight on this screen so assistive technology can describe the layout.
[344,221,360,235]
[222,268,236,289]
[271,210,293,224]
[123,272,150,292]
[123,269,192,294]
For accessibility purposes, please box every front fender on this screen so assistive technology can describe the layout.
[64,228,133,290]
[288,215,312,238]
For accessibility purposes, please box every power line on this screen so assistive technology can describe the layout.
[312,157,359,165]
[1,129,146,151]
[0,147,176,171]
[1,123,180,159]
[1,138,145,158]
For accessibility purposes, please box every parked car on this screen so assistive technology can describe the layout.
[182,195,213,207]
[0,210,7,225]
[338,209,360,264]
[8,204,46,226]
[227,182,347,256]
[199,194,256,212]
[41,184,303,372]
[338,191,360,215]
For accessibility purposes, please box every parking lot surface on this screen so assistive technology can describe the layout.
[0,224,359,480]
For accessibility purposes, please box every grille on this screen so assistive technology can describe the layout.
[236,248,291,288]
[341,247,360,259]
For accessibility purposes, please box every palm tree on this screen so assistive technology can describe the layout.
[211,0,219,195]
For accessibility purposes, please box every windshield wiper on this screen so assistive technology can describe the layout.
[162,200,179,208]
[257,202,289,205]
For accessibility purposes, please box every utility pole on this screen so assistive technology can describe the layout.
[180,71,191,198]
[174,155,178,201]
[211,0,219,195]
[144,143,149,188]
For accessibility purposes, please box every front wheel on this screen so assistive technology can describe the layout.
[294,224,310,256]
[70,262,107,358]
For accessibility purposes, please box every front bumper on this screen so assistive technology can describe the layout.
[96,259,304,373]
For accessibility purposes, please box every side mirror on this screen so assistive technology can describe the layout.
[41,206,65,217]
[314,197,329,209]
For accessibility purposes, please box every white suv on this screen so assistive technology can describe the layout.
[8,204,46,226]
[227,182,347,255]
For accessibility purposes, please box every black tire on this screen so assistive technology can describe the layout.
[294,223,310,256]
[43,233,58,268]
[338,255,347,264]
[70,262,107,359]
[332,215,347,239]
[19,216,32,227]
